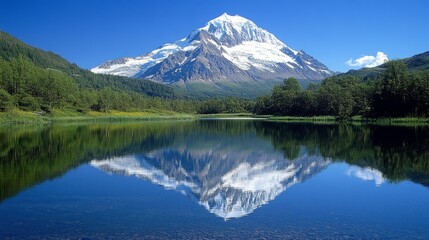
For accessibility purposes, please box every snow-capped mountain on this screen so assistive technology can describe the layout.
[91,13,333,91]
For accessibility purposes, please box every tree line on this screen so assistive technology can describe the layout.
[0,55,254,114]
[0,56,185,113]
[253,61,429,118]
[0,54,427,118]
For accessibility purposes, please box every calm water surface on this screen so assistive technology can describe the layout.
[0,120,428,239]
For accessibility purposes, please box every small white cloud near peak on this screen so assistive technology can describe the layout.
[346,51,389,68]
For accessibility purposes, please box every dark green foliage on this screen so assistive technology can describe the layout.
[0,32,72,72]
[1,31,175,98]
[340,67,384,81]
[0,56,79,110]
[17,94,39,111]
[0,54,194,113]
[0,31,190,113]
[404,51,429,71]
[73,71,175,98]
[372,61,429,117]
[196,97,254,114]
[0,31,175,102]
[282,77,301,91]
[197,99,226,114]
[253,95,273,115]
[254,76,367,118]
[254,66,429,118]
[0,89,13,111]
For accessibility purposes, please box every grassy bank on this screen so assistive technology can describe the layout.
[198,113,254,118]
[1,109,428,126]
[265,115,429,126]
[267,116,337,123]
[0,108,195,124]
[358,117,429,126]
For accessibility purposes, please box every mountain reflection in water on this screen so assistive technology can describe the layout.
[1,120,428,206]
[86,120,428,220]
[91,152,329,219]
[1,120,429,239]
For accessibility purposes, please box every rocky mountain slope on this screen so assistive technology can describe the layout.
[92,13,333,97]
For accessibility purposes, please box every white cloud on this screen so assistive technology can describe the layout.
[346,51,388,68]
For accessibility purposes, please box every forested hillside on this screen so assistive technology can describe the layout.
[0,31,175,97]
[253,60,429,118]
[0,31,187,113]
[341,51,429,81]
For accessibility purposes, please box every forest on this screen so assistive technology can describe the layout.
[0,54,254,115]
[1,55,428,119]
[0,30,428,119]
[253,60,429,118]
[0,55,196,114]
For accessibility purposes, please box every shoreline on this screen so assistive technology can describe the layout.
[264,115,429,126]
[1,110,428,126]
[0,109,196,124]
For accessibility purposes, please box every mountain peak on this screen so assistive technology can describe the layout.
[91,14,334,96]
[210,13,253,26]
[200,13,280,46]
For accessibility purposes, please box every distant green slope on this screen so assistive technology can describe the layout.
[341,51,429,80]
[403,51,429,70]
[0,31,175,98]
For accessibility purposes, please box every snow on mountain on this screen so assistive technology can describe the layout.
[222,41,297,71]
[200,13,286,48]
[90,156,200,192]
[91,38,199,77]
[90,150,330,219]
[91,13,333,86]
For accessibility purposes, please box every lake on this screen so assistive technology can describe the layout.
[0,120,428,239]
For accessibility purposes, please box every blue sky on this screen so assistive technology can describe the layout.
[1,0,428,72]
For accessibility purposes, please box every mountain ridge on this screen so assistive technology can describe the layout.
[340,51,429,80]
[0,31,175,98]
[92,13,333,97]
